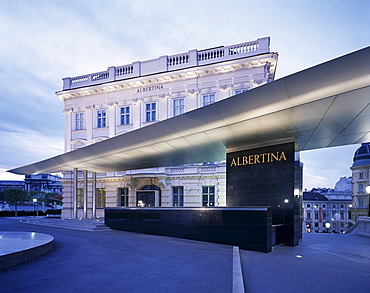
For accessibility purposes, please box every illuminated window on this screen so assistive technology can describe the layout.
[120,107,130,125]
[172,186,184,207]
[202,94,215,106]
[96,188,106,208]
[202,186,215,207]
[145,103,156,122]
[97,109,106,128]
[118,188,129,207]
[77,188,84,208]
[173,98,184,116]
[75,113,84,130]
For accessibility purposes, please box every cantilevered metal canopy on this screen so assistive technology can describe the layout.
[9,47,370,175]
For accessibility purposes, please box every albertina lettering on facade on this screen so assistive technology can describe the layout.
[137,85,164,93]
[230,151,287,167]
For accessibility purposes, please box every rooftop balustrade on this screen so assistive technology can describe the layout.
[62,37,270,90]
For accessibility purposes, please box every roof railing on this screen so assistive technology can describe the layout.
[62,37,270,90]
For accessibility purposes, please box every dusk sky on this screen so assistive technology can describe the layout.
[1,0,369,190]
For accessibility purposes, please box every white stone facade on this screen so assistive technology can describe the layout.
[351,164,370,221]
[56,37,278,218]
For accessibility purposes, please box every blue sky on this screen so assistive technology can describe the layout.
[0,0,369,190]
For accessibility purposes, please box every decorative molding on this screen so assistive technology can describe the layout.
[254,79,265,85]
[107,101,118,108]
[62,107,73,115]
[219,84,231,92]
[85,105,95,111]
[131,97,143,105]
[158,93,170,100]
[186,88,199,96]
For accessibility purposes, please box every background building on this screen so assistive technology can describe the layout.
[350,142,370,221]
[303,183,352,233]
[0,174,62,194]
[57,37,278,218]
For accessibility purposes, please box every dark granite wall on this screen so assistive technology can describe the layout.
[105,207,273,252]
[226,142,301,246]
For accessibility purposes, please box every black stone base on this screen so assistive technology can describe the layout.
[105,207,273,253]
[226,141,302,247]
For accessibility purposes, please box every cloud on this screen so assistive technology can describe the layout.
[0,0,369,191]
[0,129,64,169]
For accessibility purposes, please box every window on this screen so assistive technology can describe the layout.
[307,204,310,208]
[306,212,311,219]
[145,103,156,122]
[202,94,215,106]
[77,188,84,208]
[97,110,106,128]
[172,186,184,207]
[359,198,364,207]
[359,172,363,179]
[359,184,364,193]
[340,212,344,220]
[75,113,84,130]
[119,188,129,207]
[314,212,319,220]
[235,89,247,95]
[202,186,215,207]
[173,98,184,116]
[96,188,106,208]
[120,107,130,125]
[323,212,327,220]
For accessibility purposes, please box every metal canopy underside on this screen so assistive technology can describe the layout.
[9,47,370,175]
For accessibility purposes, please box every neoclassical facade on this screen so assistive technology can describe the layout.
[350,142,370,221]
[57,37,278,218]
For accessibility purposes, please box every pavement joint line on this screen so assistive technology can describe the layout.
[232,246,245,293]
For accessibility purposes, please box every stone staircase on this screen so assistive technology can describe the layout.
[21,218,110,231]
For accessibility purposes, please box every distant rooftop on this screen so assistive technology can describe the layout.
[61,37,272,91]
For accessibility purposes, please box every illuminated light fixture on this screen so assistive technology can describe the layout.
[284,199,289,204]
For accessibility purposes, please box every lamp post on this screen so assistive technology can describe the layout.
[366,185,370,217]
[32,198,37,217]
[33,198,38,217]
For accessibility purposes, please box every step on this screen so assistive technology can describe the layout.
[21,218,111,231]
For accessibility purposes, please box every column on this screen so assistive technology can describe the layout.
[92,172,97,218]
[83,170,88,218]
[73,168,78,219]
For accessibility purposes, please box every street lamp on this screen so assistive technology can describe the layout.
[33,198,38,217]
[33,198,37,217]
[325,222,330,233]
[366,185,370,217]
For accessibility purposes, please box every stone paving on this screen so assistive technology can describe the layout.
[0,217,369,293]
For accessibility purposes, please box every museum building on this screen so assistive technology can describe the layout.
[350,142,370,220]
[57,37,278,218]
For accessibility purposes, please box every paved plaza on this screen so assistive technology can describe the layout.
[0,217,369,293]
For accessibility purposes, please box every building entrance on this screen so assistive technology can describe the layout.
[136,185,161,207]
